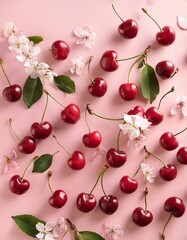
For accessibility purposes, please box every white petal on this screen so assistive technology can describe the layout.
[45,221,56,231]
[36,232,44,239]
[170,105,180,115]
[123,114,133,124]
[7,150,17,160]
[36,222,45,232]
[182,107,187,116]
[177,16,187,30]
[45,233,54,240]
[74,28,85,38]
[16,54,26,62]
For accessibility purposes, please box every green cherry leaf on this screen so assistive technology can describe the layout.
[12,214,46,238]
[23,76,43,108]
[28,36,43,44]
[74,231,105,240]
[138,59,144,69]
[140,64,160,103]
[54,75,76,94]
[32,154,53,173]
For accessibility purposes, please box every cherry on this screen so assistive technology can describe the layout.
[159,132,179,151]
[100,50,119,72]
[9,175,30,195]
[161,196,185,239]
[119,83,138,101]
[112,5,138,39]
[177,147,187,164]
[99,195,119,215]
[18,136,36,154]
[76,193,97,213]
[127,105,145,117]
[132,188,153,227]
[106,148,127,168]
[142,9,176,46]
[51,40,70,60]
[155,61,178,79]
[159,164,177,181]
[48,171,67,208]
[61,103,81,124]
[87,56,107,97]
[82,131,102,148]
[119,175,138,194]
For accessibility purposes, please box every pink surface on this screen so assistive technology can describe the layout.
[1,0,187,239]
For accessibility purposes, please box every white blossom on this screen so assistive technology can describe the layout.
[170,96,187,116]
[36,222,55,240]
[70,56,85,76]
[3,22,16,38]
[0,150,19,174]
[102,223,124,240]
[141,163,158,183]
[74,26,96,48]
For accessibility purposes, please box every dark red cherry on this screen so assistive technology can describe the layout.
[145,107,163,125]
[118,19,138,39]
[18,136,36,154]
[106,148,127,168]
[9,175,30,194]
[159,132,179,151]
[119,175,138,194]
[164,196,185,217]
[82,131,102,148]
[30,121,52,139]
[155,60,175,79]
[177,147,187,164]
[132,207,153,226]
[119,83,138,101]
[88,77,107,97]
[128,105,145,117]
[100,50,119,72]
[61,104,80,124]
[68,151,85,170]
[159,164,177,181]
[156,26,176,46]
[76,192,97,212]
[49,189,68,208]
[51,40,70,60]
[99,195,119,215]
[3,84,22,102]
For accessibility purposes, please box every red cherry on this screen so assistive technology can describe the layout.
[9,175,30,195]
[164,196,185,217]
[82,131,102,148]
[159,164,177,181]
[49,189,68,208]
[177,147,187,164]
[88,78,107,97]
[76,192,97,212]
[132,207,153,227]
[119,175,138,194]
[156,26,176,46]
[51,40,70,60]
[30,121,52,139]
[100,50,119,72]
[3,84,22,102]
[155,60,175,79]
[127,105,145,117]
[68,151,85,170]
[106,148,127,168]
[159,132,179,151]
[18,136,36,154]
[118,19,138,39]
[99,195,119,215]
[119,83,138,101]
[145,107,163,125]
[61,104,81,124]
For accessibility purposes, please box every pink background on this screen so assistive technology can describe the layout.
[1,0,187,239]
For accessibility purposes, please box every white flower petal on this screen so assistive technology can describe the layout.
[7,150,17,160]
[45,233,55,240]
[170,105,180,115]
[177,16,187,30]
[182,107,187,116]
[3,22,16,38]
[36,222,45,232]
[45,221,56,231]
[123,114,133,124]
[36,232,44,239]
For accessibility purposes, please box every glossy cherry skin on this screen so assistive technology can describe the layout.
[177,147,187,164]
[119,83,138,101]
[9,175,30,195]
[49,189,68,208]
[3,84,22,102]
[159,132,179,151]
[164,196,185,217]
[61,104,80,124]
[99,195,119,215]
[119,175,138,194]
[145,107,163,125]
[51,40,70,60]
[82,131,102,148]
[156,26,176,46]
[155,60,175,79]
[106,148,127,168]
[159,164,177,181]
[100,50,119,72]
[118,19,138,39]
[18,136,36,154]
[128,105,145,117]
[76,192,97,212]
[132,207,153,226]
[30,121,52,139]
[88,77,107,97]
[68,151,85,170]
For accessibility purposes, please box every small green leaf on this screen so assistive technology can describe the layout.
[138,60,144,69]
[12,214,46,238]
[74,231,105,240]
[28,36,43,44]
[54,75,76,94]
[32,154,53,173]
[140,64,160,103]
[23,76,43,108]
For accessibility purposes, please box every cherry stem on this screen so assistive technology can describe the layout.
[132,154,150,178]
[87,56,94,83]
[127,55,144,84]
[53,135,72,156]
[161,212,173,240]
[157,87,175,110]
[43,89,65,108]
[116,129,122,151]
[171,68,179,78]
[60,229,71,240]
[85,105,91,133]
[117,53,144,62]
[9,118,21,142]
[174,126,187,137]
[0,59,11,86]
[21,156,38,181]
[89,165,109,196]
[86,104,123,121]
[142,8,162,32]
[112,4,124,22]
[65,218,77,231]
[48,171,54,194]
[41,92,49,123]
[144,187,148,212]
[144,146,167,168]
